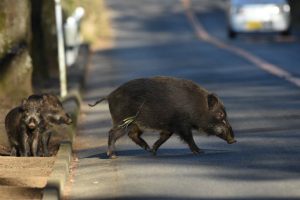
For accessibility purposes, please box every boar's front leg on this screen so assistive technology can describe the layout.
[30,130,41,157]
[153,131,173,155]
[179,130,204,154]
[128,125,151,153]
[10,146,17,156]
[20,131,28,157]
[42,131,51,157]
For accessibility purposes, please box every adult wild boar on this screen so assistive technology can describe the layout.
[89,76,236,158]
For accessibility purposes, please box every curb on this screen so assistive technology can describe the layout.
[42,44,89,200]
[42,86,83,200]
[42,89,81,200]
[42,141,72,200]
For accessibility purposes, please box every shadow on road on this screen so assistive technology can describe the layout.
[85,148,232,159]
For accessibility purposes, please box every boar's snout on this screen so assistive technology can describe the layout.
[66,118,73,125]
[62,113,72,125]
[215,124,236,144]
[216,132,236,144]
[227,139,236,144]
[226,126,236,144]
[28,123,36,129]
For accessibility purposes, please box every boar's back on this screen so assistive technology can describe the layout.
[107,76,209,130]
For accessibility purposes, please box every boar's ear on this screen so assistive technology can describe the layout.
[42,94,48,103]
[48,93,58,100]
[39,99,45,107]
[207,93,219,110]
[21,98,28,110]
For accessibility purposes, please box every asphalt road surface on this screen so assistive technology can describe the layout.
[68,0,300,199]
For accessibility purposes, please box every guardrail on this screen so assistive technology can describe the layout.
[64,7,85,67]
[54,0,84,98]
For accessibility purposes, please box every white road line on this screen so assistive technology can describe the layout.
[180,0,300,87]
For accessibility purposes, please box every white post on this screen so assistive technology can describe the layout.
[54,0,67,98]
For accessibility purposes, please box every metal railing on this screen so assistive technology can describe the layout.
[64,7,85,67]
[54,0,84,98]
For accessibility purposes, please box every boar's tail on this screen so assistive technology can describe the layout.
[88,97,107,107]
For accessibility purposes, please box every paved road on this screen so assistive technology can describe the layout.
[68,0,300,199]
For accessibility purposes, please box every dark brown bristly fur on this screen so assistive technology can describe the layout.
[5,98,44,157]
[89,76,236,158]
[28,93,73,157]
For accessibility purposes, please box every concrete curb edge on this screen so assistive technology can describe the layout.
[42,89,82,200]
[42,44,89,200]
[42,141,73,200]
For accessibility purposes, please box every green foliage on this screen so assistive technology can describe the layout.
[119,116,136,130]
[61,0,113,48]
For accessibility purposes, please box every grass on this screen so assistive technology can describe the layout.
[118,116,136,130]
[118,101,146,130]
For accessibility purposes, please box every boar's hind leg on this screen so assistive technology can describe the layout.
[179,131,204,154]
[107,128,126,158]
[153,131,173,155]
[128,125,151,152]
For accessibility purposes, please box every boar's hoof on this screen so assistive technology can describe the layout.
[107,153,117,159]
[110,155,117,159]
[192,149,204,154]
[153,150,157,156]
[145,146,152,152]
[107,149,117,159]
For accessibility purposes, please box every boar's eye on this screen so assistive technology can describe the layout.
[53,104,58,108]
[215,111,224,120]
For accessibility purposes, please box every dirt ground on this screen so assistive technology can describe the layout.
[0,100,53,199]
[0,100,61,199]
[0,59,72,200]
[0,44,89,199]
[0,138,60,199]
[0,156,56,199]
[0,0,105,198]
